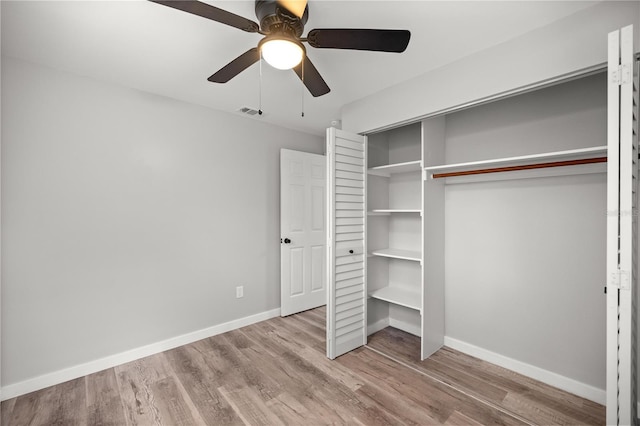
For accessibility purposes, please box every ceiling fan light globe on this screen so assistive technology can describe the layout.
[261,39,303,70]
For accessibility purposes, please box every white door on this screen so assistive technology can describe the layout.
[326,128,367,359]
[606,24,638,426]
[280,149,326,317]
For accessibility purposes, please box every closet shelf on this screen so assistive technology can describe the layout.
[370,248,421,262]
[368,160,422,177]
[369,286,421,311]
[368,209,421,216]
[424,146,607,179]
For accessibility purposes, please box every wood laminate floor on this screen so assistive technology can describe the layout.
[1,306,604,425]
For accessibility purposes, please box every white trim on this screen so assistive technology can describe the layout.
[367,317,390,336]
[389,318,421,338]
[444,336,606,405]
[1,308,281,401]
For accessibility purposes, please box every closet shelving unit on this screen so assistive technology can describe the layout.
[366,122,427,344]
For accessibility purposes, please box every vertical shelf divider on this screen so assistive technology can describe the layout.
[421,116,446,360]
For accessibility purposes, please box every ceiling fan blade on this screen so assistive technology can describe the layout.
[307,29,410,52]
[277,0,307,18]
[293,55,330,97]
[149,0,259,33]
[208,48,260,83]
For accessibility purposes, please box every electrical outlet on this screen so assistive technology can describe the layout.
[236,286,244,299]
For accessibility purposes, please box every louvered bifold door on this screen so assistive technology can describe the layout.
[326,127,367,359]
[606,24,638,426]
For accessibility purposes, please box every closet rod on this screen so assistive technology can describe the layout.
[431,156,607,179]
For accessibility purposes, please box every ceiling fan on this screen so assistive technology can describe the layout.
[149,0,411,97]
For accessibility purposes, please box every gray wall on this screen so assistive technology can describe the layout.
[1,56,323,387]
[444,74,606,389]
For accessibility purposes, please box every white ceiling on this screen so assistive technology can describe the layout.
[2,0,599,136]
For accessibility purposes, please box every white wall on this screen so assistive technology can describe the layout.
[0,56,323,391]
[341,1,639,134]
[444,73,607,391]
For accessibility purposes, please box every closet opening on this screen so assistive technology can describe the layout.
[337,70,611,419]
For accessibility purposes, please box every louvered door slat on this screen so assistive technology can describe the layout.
[336,312,364,330]
[336,186,364,196]
[336,320,362,338]
[336,306,363,321]
[336,170,364,181]
[335,146,364,159]
[336,232,364,242]
[336,210,363,218]
[335,276,364,289]
[335,262,363,274]
[336,163,363,174]
[336,194,363,203]
[336,139,365,152]
[336,156,364,167]
[335,202,364,210]
[336,282,363,297]
[336,179,364,188]
[336,217,364,226]
[336,299,362,315]
[336,254,364,266]
[327,127,367,360]
[336,290,363,305]
[336,269,363,282]
[336,225,364,234]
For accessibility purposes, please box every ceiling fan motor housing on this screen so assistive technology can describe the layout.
[255,0,308,36]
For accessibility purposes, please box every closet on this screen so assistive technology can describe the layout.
[367,125,423,322]
[328,71,610,362]
[327,26,638,426]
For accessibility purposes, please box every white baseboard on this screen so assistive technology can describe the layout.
[1,308,281,401]
[444,336,606,405]
[367,318,390,336]
[368,318,422,339]
[389,318,421,337]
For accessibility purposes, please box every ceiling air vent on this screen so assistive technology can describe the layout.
[237,106,262,117]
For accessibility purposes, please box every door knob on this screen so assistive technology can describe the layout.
[284,238,291,244]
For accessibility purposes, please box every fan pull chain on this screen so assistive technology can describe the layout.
[258,51,263,115]
[301,58,305,117]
